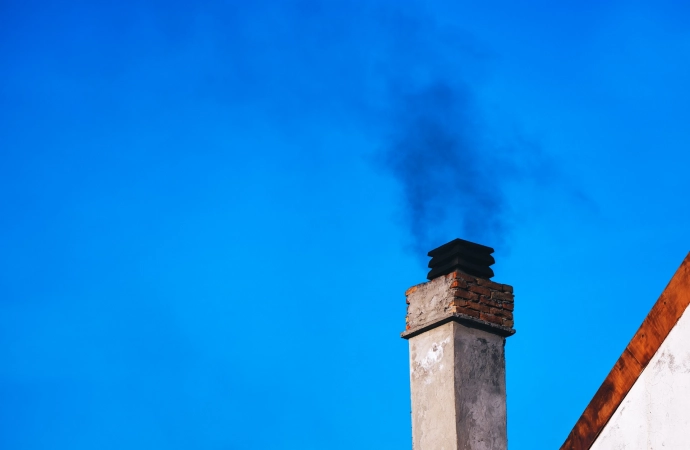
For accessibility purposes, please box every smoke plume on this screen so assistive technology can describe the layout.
[382,80,507,257]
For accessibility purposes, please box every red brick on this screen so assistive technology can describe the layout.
[450,299,469,308]
[503,319,514,328]
[455,307,480,318]
[490,308,512,319]
[454,289,479,300]
[453,271,477,283]
[491,291,514,302]
[469,285,491,296]
[468,301,490,313]
[480,313,503,325]
[450,279,468,289]
[476,278,505,291]
[479,296,500,308]
[502,284,513,293]
[502,302,514,311]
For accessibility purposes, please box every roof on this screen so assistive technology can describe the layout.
[561,252,690,450]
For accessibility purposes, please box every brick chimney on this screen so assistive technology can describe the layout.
[402,238,515,450]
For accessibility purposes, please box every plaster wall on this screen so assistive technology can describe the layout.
[410,322,458,450]
[453,323,507,450]
[409,321,507,450]
[406,276,455,330]
[590,306,690,450]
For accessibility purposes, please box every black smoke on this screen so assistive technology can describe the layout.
[382,80,507,257]
[139,0,537,256]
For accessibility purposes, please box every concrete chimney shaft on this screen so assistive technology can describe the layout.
[402,266,515,450]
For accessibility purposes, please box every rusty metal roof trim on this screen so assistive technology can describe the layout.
[560,252,690,450]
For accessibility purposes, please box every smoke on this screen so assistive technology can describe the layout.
[103,0,531,256]
[382,79,508,257]
[343,4,527,258]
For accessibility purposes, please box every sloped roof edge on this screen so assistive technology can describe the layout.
[560,252,690,450]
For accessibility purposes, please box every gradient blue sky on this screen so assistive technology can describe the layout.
[2,1,690,449]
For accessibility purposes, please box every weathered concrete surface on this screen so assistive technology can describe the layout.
[454,323,507,450]
[406,275,456,331]
[409,321,507,450]
[590,305,690,450]
[410,322,458,450]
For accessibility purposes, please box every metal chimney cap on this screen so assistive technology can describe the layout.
[427,238,495,280]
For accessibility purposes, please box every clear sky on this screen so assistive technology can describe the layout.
[2,1,690,449]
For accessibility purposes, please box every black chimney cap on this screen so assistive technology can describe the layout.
[427,238,495,280]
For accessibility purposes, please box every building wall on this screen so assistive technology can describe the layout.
[590,306,690,449]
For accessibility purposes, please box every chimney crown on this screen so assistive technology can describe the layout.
[403,270,515,339]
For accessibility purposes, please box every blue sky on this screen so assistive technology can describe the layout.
[2,1,690,448]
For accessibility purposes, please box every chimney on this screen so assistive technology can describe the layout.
[402,238,515,450]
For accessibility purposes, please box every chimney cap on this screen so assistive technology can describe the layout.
[427,238,495,280]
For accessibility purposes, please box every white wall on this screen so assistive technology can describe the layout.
[590,306,690,450]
